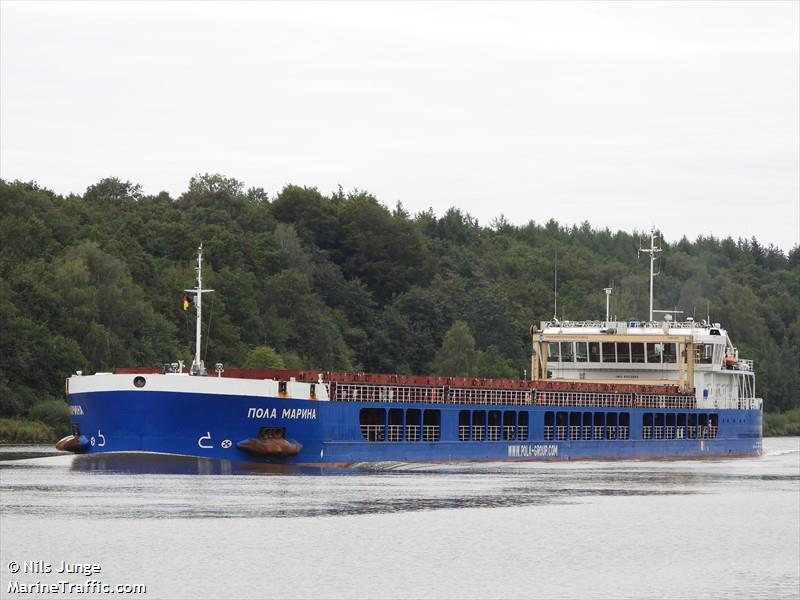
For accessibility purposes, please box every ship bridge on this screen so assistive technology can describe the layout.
[531,318,757,409]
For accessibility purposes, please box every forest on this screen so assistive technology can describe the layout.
[1,174,798,439]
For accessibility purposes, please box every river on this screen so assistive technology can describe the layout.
[1,437,798,599]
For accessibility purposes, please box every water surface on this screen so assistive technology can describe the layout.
[1,438,798,599]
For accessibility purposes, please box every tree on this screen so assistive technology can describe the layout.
[243,346,286,369]
[431,321,478,376]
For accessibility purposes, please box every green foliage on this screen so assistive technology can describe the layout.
[432,321,479,376]
[0,418,56,443]
[763,408,800,437]
[28,399,70,434]
[0,175,798,428]
[243,346,286,369]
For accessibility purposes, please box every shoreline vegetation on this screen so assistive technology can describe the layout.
[2,409,798,444]
[1,176,798,433]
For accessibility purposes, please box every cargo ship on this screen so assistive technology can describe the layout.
[58,234,763,464]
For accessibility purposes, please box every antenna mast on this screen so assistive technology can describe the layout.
[185,243,214,375]
[553,248,558,320]
[639,227,661,322]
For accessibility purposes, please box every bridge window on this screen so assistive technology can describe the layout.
[663,343,677,363]
[696,344,714,364]
[617,342,631,362]
[602,342,616,363]
[646,343,662,363]
[589,342,601,362]
[575,342,589,362]
[548,342,560,362]
[560,342,574,362]
[631,343,645,363]
[359,408,385,441]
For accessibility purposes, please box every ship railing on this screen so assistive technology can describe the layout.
[518,425,528,440]
[709,425,717,438]
[637,395,696,409]
[406,424,420,442]
[535,391,696,410]
[687,426,697,439]
[503,426,516,441]
[450,388,531,406]
[555,425,567,440]
[569,426,581,440]
[472,425,485,441]
[593,425,604,440]
[676,426,685,439]
[606,426,618,440]
[737,398,763,410]
[458,425,470,441]
[582,425,592,440]
[338,384,444,403]
[665,426,675,439]
[422,425,440,442]
[654,426,664,440]
[487,426,500,441]
[618,426,629,440]
[642,426,652,440]
[360,424,385,441]
[544,426,554,441]
[387,425,403,441]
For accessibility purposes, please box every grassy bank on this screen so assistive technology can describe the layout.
[764,408,800,437]
[0,418,61,443]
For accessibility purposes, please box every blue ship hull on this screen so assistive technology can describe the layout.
[66,389,763,464]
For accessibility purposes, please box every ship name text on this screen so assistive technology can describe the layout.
[247,407,317,420]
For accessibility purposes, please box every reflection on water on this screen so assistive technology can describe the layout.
[1,439,798,599]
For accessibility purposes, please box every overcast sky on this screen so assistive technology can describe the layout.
[2,1,798,250]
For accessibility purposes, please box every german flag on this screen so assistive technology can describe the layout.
[182,294,193,311]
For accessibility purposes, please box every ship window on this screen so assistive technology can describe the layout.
[630,343,645,363]
[406,409,421,442]
[388,408,403,442]
[278,381,288,395]
[548,342,560,362]
[309,383,316,400]
[472,410,486,441]
[518,412,529,440]
[588,342,601,362]
[617,342,630,362]
[575,342,588,362]
[503,411,516,440]
[602,342,616,363]
[423,410,441,442]
[544,411,555,440]
[458,410,471,441]
[696,343,713,364]
[663,343,677,363]
[646,343,662,363]
[560,342,574,362]
[359,408,385,441]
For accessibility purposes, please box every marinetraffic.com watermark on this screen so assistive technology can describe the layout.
[5,560,146,595]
